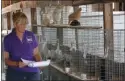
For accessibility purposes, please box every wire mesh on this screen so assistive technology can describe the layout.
[36,27,124,81]
[35,3,125,81]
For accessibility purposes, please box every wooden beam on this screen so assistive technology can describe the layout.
[37,1,73,7]
[2,0,11,8]
[2,2,21,14]
[103,3,114,59]
[73,0,124,6]
[2,1,73,14]
[2,1,36,14]
[32,24,102,29]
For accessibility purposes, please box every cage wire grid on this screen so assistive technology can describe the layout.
[37,28,125,81]
[35,3,125,81]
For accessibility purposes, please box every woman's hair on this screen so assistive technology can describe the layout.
[12,12,28,25]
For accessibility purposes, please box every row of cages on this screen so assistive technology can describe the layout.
[36,28,125,81]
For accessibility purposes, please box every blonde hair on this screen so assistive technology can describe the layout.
[13,12,28,25]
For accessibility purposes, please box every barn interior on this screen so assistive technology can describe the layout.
[1,0,125,81]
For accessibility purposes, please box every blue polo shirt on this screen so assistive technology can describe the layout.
[4,28,40,72]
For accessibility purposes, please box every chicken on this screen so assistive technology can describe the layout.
[68,8,82,24]
[53,5,63,24]
[42,39,49,59]
[55,39,64,61]
[41,13,50,26]
[70,41,76,51]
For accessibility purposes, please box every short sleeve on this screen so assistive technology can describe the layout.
[4,37,10,52]
[32,34,38,49]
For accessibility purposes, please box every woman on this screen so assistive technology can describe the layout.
[3,12,42,81]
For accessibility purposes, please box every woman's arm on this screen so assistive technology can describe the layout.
[4,51,18,67]
[4,51,27,68]
[33,47,42,62]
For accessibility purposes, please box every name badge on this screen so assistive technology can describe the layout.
[26,36,33,43]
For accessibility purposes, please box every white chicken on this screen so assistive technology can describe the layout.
[55,39,62,55]
[53,5,63,24]
[42,38,49,59]
[41,13,50,26]
[55,39,63,61]
[70,41,77,51]
[41,6,54,26]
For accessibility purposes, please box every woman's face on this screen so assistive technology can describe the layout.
[15,23,26,33]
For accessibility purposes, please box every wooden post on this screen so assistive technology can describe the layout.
[103,3,114,59]
[103,3,114,81]
[31,8,37,34]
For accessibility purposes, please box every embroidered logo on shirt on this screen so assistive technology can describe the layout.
[26,36,33,43]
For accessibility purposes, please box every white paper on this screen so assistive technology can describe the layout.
[21,58,51,67]
[21,58,35,65]
[28,60,51,67]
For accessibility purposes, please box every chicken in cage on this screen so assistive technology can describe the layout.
[37,26,124,81]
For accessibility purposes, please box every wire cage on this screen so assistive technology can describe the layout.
[36,26,125,81]
[105,29,125,81]
[34,2,125,81]
[34,2,125,80]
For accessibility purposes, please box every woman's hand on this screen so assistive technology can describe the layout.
[19,61,27,68]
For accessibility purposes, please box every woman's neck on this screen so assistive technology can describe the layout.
[16,30,23,41]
